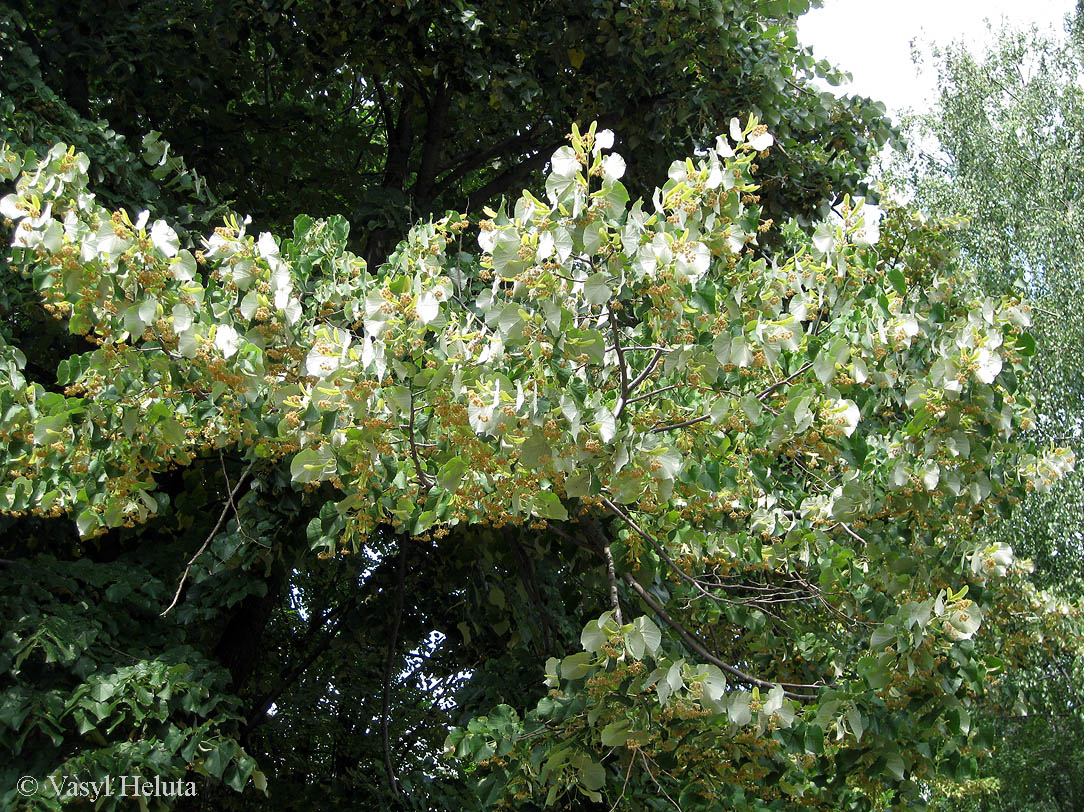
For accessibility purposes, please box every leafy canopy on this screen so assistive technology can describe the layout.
[0,111,1076,809]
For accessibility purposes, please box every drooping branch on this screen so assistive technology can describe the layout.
[648,362,814,433]
[600,497,719,604]
[620,572,817,701]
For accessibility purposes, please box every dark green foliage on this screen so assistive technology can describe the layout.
[11,0,895,260]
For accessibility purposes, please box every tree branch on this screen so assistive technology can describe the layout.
[625,383,680,405]
[408,386,433,493]
[161,460,255,616]
[246,596,357,729]
[757,361,812,402]
[601,497,718,604]
[626,349,664,395]
[620,573,816,701]
[433,124,550,197]
[456,141,563,213]
[610,312,630,417]
[600,540,623,625]
[650,413,711,433]
[412,85,450,205]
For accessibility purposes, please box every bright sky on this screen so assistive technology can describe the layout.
[798,0,1075,115]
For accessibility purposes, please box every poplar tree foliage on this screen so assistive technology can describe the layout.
[889,13,1084,811]
[1,108,1078,812]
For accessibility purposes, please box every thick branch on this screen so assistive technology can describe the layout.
[246,597,356,729]
[433,124,550,197]
[601,542,623,625]
[412,86,450,205]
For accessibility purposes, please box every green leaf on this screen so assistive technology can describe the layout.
[203,741,235,779]
[436,456,468,492]
[870,626,896,649]
[635,616,662,656]
[251,770,268,793]
[584,273,612,306]
[529,491,568,521]
[76,509,98,537]
[885,752,906,781]
[579,761,606,791]
[1015,332,1036,356]
[887,268,907,296]
[846,705,864,742]
[600,719,630,747]
[581,620,607,653]
[560,652,593,680]
[565,469,591,497]
[290,446,334,483]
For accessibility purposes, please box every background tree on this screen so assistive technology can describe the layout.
[887,8,1084,811]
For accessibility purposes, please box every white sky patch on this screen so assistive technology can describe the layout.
[799,0,1075,115]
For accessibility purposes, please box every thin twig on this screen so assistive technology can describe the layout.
[640,752,683,811]
[601,497,719,605]
[626,383,680,405]
[604,498,798,629]
[161,460,255,616]
[756,361,812,402]
[610,755,637,812]
[220,451,264,547]
[835,522,868,545]
[650,413,711,433]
